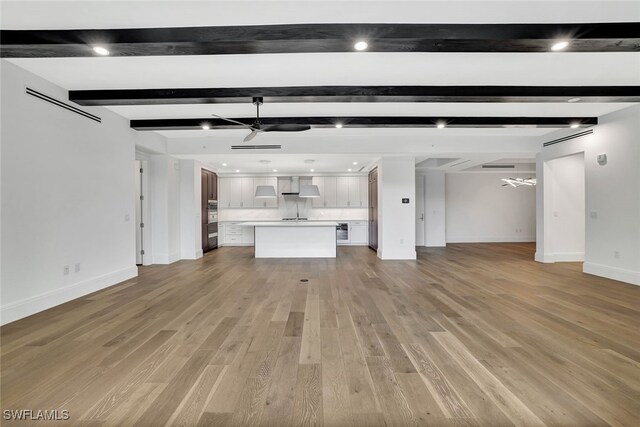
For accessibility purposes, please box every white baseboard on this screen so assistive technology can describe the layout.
[378,250,417,260]
[535,251,585,263]
[447,236,536,243]
[583,262,640,286]
[220,243,254,247]
[153,251,181,264]
[0,266,138,326]
[180,249,203,260]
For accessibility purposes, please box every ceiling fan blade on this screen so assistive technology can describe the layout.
[261,124,311,132]
[243,130,259,142]
[211,114,254,129]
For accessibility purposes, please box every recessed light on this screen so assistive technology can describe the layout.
[568,97,581,103]
[353,161,358,165]
[273,169,278,172]
[235,169,240,173]
[348,168,352,172]
[222,163,227,167]
[551,40,569,51]
[354,41,368,51]
[201,124,210,130]
[570,123,580,129]
[436,122,446,129]
[92,46,110,56]
[336,123,343,128]
[310,168,315,172]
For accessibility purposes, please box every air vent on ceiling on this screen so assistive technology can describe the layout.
[482,164,515,169]
[231,145,282,150]
[543,129,593,147]
[26,87,101,123]
[357,166,365,172]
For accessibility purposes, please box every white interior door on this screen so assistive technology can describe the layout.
[415,174,425,246]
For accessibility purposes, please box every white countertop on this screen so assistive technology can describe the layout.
[243,221,339,227]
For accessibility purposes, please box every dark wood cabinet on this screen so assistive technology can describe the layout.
[368,168,378,251]
[201,169,218,253]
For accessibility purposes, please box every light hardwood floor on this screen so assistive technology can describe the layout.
[2,244,639,426]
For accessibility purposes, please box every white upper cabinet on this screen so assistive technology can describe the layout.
[220,176,365,209]
[311,176,367,208]
[312,177,325,208]
[359,176,369,207]
[219,177,279,209]
[336,177,349,207]
[348,177,361,207]
[219,177,231,208]
[323,177,337,208]
[254,177,278,208]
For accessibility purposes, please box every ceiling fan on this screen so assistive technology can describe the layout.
[212,97,311,142]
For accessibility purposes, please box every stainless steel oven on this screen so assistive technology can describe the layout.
[207,200,218,249]
[207,200,218,224]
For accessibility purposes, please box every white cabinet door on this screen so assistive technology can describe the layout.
[312,177,325,208]
[347,177,361,208]
[240,177,254,208]
[350,221,368,244]
[253,177,267,208]
[219,178,231,208]
[242,225,255,244]
[265,177,278,208]
[323,177,337,207]
[253,177,278,208]
[336,177,349,207]
[229,178,243,208]
[359,176,368,208]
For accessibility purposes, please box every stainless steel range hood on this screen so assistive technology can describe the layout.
[281,176,300,195]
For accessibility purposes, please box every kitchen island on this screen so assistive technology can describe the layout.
[243,221,338,258]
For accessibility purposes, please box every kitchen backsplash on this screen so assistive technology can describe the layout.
[220,202,368,221]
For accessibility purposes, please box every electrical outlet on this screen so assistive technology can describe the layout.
[400,238,404,244]
[75,263,81,273]
[590,211,598,219]
[124,214,130,222]
[63,265,70,275]
[614,251,620,259]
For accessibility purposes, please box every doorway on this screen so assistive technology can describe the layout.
[544,152,586,262]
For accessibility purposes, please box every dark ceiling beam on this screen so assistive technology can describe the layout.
[70,86,640,106]
[130,116,598,131]
[2,22,639,57]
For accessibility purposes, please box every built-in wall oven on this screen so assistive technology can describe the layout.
[336,222,349,244]
[207,200,218,249]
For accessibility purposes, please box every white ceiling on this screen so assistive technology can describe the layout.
[3,0,638,171]
[9,53,640,90]
[3,1,639,29]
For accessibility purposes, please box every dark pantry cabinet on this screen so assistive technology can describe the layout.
[201,169,218,253]
[368,167,378,251]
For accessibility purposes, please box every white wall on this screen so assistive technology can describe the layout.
[0,61,166,325]
[424,170,447,247]
[445,172,536,243]
[536,105,640,286]
[544,153,585,261]
[378,157,416,260]
[149,155,181,264]
[179,159,204,260]
[415,174,425,246]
